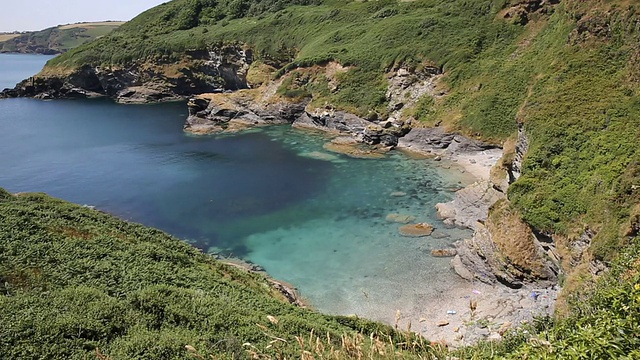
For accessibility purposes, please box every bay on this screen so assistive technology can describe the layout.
[0,54,474,324]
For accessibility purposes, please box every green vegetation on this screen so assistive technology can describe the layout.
[1,188,638,359]
[49,0,522,119]
[459,237,640,359]
[46,0,639,261]
[0,188,440,359]
[0,22,123,54]
[7,0,640,357]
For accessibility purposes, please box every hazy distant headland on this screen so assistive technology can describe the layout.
[0,21,123,55]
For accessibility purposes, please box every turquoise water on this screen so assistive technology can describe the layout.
[0,54,473,323]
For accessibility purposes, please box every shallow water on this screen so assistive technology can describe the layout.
[0,54,474,322]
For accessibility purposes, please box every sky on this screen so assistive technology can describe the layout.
[0,0,169,32]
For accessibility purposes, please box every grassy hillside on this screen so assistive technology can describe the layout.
[49,0,523,124]
[47,0,640,262]
[0,21,123,54]
[1,191,638,359]
[7,0,640,357]
[0,188,439,359]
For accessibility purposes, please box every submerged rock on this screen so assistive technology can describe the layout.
[323,142,387,159]
[298,151,341,162]
[399,223,434,237]
[431,248,458,257]
[385,213,416,224]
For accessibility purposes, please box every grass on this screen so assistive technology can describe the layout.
[0,22,123,54]
[0,33,20,42]
[1,187,638,359]
[0,188,442,360]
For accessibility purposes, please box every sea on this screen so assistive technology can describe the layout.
[0,53,474,324]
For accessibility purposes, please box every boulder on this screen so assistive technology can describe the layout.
[385,214,416,224]
[431,248,458,257]
[399,223,434,237]
[436,180,504,230]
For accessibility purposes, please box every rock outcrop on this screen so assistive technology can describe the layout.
[386,65,444,122]
[431,124,562,289]
[501,0,560,25]
[452,199,559,288]
[509,123,528,182]
[1,45,252,103]
[436,181,504,230]
[398,127,498,156]
[184,91,306,134]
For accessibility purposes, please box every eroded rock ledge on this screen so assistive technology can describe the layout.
[1,45,252,103]
[434,125,561,290]
[184,90,412,148]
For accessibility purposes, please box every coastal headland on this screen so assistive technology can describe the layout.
[1,0,639,358]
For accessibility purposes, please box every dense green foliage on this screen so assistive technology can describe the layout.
[0,22,122,54]
[50,0,521,120]
[1,188,638,359]
[501,3,640,261]
[46,0,640,261]
[0,189,435,359]
[11,0,640,357]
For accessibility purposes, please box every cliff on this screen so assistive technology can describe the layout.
[0,22,123,55]
[1,0,640,358]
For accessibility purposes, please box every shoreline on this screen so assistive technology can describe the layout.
[396,131,558,346]
[207,125,557,346]
[6,79,558,346]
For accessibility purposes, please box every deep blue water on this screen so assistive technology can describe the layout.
[0,54,473,323]
[0,53,55,90]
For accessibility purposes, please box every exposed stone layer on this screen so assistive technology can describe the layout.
[1,46,252,103]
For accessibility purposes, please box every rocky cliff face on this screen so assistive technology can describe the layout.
[509,123,528,182]
[427,124,562,289]
[453,199,560,288]
[1,45,252,103]
[184,63,415,146]
[3,48,562,291]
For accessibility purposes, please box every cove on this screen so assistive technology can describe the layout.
[0,54,474,324]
